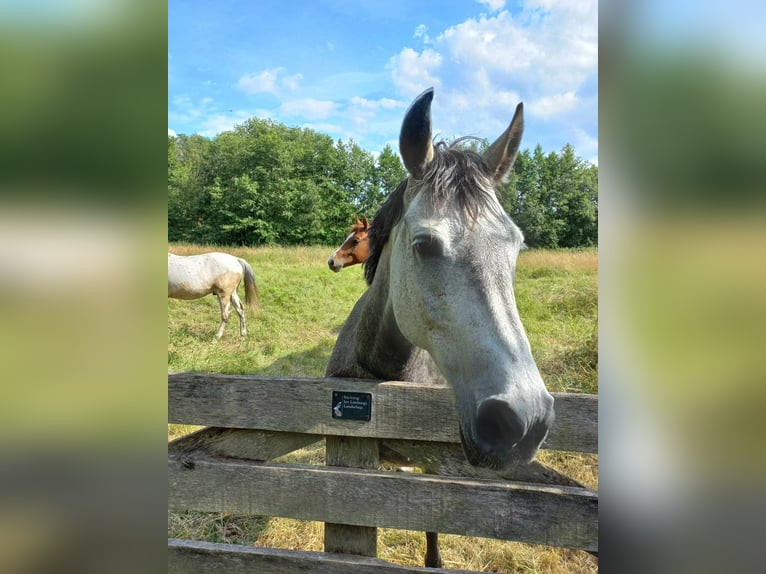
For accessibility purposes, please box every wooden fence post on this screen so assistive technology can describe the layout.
[324,436,379,557]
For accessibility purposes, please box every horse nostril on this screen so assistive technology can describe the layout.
[476,398,526,450]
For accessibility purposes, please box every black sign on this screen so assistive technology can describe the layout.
[331,391,372,421]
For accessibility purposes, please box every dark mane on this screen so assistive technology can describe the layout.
[363,178,407,285]
[363,142,502,285]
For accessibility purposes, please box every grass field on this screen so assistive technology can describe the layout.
[168,244,598,573]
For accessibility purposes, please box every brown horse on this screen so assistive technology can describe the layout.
[327,215,371,272]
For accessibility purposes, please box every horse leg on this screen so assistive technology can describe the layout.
[231,291,247,336]
[214,293,231,339]
[425,531,443,568]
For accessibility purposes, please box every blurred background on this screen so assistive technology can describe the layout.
[0,1,167,573]
[0,0,764,572]
[600,1,766,572]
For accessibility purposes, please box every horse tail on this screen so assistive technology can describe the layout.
[238,258,259,313]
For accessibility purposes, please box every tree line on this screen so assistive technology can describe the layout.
[168,118,597,248]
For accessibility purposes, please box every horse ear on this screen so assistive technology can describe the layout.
[399,87,435,179]
[362,215,369,228]
[484,102,524,182]
[354,214,361,226]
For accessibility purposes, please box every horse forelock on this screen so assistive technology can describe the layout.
[363,142,504,286]
[424,141,502,222]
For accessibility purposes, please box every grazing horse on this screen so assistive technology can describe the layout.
[325,88,554,568]
[168,252,259,339]
[327,215,371,272]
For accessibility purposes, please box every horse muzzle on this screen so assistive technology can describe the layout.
[459,393,554,469]
[327,257,343,272]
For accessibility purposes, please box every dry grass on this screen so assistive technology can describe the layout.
[168,244,598,573]
[174,518,596,574]
[519,248,598,275]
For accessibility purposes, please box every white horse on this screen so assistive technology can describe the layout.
[168,252,259,339]
[326,88,554,567]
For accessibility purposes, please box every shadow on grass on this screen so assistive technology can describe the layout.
[168,510,271,547]
[250,340,337,378]
[172,321,218,341]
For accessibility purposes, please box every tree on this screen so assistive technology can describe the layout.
[555,144,598,247]
[375,144,406,207]
[504,144,597,248]
[168,134,214,242]
[167,119,597,248]
[505,145,558,248]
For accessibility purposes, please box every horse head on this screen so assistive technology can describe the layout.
[328,215,371,272]
[387,88,554,468]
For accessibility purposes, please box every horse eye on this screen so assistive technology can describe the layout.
[412,235,443,258]
[351,239,359,245]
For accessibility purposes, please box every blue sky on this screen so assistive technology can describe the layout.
[169,0,598,164]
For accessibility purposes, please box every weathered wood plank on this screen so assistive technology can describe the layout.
[380,440,589,488]
[325,436,379,557]
[168,539,476,574]
[542,392,598,453]
[168,373,597,453]
[168,455,598,551]
[168,427,320,462]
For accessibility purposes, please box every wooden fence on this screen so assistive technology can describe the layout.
[168,373,598,573]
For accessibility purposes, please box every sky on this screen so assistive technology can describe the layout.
[168,0,598,164]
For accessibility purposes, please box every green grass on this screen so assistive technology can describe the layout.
[168,244,598,574]
[168,245,598,392]
[168,245,367,376]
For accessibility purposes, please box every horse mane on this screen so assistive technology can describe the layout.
[363,140,503,286]
[364,178,408,285]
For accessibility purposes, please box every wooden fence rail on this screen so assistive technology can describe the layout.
[168,539,478,574]
[168,373,598,453]
[168,373,598,572]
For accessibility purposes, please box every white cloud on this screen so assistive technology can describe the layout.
[303,121,345,136]
[387,48,442,96]
[168,95,208,124]
[349,96,378,112]
[524,0,592,13]
[349,96,405,111]
[440,12,539,74]
[197,110,252,138]
[388,3,597,97]
[529,91,578,118]
[199,115,237,137]
[281,73,303,91]
[379,98,400,109]
[414,24,431,44]
[169,1,595,159]
[238,69,280,95]
[168,128,177,137]
[476,0,506,12]
[279,98,337,120]
[385,1,597,153]
[238,68,302,95]
[345,97,407,134]
[169,94,256,138]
